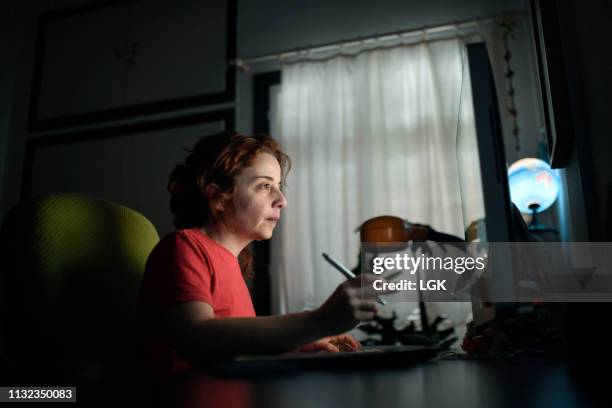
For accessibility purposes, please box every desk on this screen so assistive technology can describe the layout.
[157,357,605,408]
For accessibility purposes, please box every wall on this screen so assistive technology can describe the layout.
[0,0,234,220]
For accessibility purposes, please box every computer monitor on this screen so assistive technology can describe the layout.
[459,42,518,327]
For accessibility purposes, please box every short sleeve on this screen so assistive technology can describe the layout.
[166,232,214,305]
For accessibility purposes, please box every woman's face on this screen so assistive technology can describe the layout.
[225,152,287,241]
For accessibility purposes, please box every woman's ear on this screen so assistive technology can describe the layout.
[205,183,225,211]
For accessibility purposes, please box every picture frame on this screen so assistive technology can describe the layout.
[21,109,235,200]
[28,0,236,132]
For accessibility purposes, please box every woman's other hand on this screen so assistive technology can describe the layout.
[292,334,362,353]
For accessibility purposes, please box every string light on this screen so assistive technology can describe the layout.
[500,19,520,153]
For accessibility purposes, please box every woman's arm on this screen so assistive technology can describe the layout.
[162,275,380,361]
[164,303,329,360]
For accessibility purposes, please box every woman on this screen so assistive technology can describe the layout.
[138,132,380,377]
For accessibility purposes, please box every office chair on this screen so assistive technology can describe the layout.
[0,192,159,383]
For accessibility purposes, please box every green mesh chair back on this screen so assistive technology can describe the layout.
[0,192,159,382]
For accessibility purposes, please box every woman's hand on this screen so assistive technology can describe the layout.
[312,275,383,335]
[292,334,362,353]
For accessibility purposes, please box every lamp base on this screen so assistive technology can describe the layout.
[526,203,559,240]
[528,203,542,230]
[529,227,560,242]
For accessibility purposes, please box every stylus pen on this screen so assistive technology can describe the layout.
[322,252,386,306]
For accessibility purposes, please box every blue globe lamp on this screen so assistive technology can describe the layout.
[508,158,560,230]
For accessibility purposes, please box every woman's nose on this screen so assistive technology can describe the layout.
[274,188,287,209]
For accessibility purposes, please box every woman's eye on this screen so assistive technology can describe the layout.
[260,183,272,190]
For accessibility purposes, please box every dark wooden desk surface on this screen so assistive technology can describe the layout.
[152,357,607,408]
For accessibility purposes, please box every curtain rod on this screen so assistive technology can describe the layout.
[234,10,527,68]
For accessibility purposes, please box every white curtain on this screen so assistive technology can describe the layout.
[270,37,483,322]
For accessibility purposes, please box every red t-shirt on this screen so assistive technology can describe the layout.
[138,228,255,377]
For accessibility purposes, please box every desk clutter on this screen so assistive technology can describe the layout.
[460,303,566,359]
[357,312,458,349]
